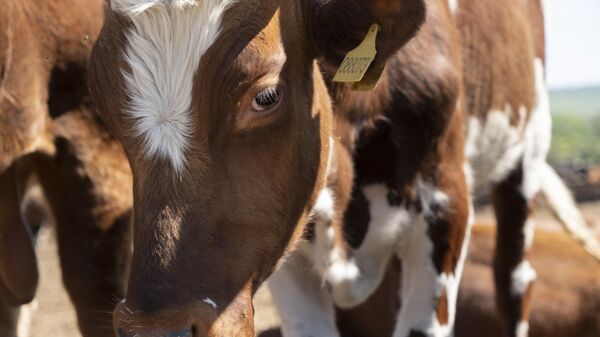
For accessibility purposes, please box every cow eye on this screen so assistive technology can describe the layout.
[251,87,281,112]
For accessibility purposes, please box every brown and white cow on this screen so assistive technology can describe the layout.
[455,225,600,337]
[88,0,600,337]
[271,2,600,337]
[1,1,135,336]
[261,225,600,337]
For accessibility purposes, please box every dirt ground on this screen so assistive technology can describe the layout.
[28,202,600,337]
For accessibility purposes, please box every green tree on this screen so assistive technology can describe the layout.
[550,112,600,165]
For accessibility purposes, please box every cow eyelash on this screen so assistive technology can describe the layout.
[251,86,281,112]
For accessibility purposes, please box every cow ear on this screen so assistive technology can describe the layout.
[307,0,425,79]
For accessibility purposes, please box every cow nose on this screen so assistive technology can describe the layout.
[117,328,193,337]
[114,299,218,337]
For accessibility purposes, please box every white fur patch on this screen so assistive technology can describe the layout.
[314,188,335,221]
[511,260,537,296]
[516,321,530,337]
[466,110,526,188]
[520,58,552,200]
[443,201,474,331]
[416,177,449,217]
[328,184,411,308]
[112,0,201,16]
[524,218,535,250]
[448,0,458,15]
[363,185,412,251]
[467,59,551,193]
[311,187,361,290]
[202,297,217,309]
[326,247,360,285]
[268,253,340,337]
[395,215,448,337]
[392,178,470,337]
[114,0,236,172]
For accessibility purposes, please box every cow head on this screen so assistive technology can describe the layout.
[88,1,424,336]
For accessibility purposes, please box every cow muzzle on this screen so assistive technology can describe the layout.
[113,294,254,337]
[117,329,192,337]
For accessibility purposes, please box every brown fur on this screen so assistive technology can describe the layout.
[327,1,550,334]
[492,164,535,334]
[0,0,104,171]
[87,0,562,336]
[0,104,133,337]
[260,226,600,337]
[0,164,39,305]
[456,226,600,337]
[89,1,427,336]
[0,1,135,336]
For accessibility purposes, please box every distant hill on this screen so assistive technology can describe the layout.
[548,86,600,166]
[550,85,600,117]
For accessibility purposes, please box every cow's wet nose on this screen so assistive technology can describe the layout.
[117,328,193,337]
[113,299,219,337]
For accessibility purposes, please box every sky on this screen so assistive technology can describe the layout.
[546,0,600,89]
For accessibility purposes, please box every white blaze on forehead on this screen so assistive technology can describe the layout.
[113,0,200,14]
[112,0,236,172]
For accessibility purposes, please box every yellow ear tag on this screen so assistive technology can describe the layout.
[333,24,380,84]
[352,63,385,91]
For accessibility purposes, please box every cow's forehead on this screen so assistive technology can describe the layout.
[111,0,285,174]
[113,0,240,173]
[111,0,233,16]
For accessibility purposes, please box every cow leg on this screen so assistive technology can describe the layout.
[491,57,552,337]
[393,175,471,337]
[324,184,406,309]
[34,140,132,337]
[492,163,538,337]
[268,246,339,337]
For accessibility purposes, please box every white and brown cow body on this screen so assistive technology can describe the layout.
[1,1,135,336]
[455,226,600,337]
[271,1,597,337]
[0,0,106,170]
[272,226,600,337]
[88,1,599,337]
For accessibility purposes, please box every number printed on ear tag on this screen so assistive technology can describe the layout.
[333,24,380,83]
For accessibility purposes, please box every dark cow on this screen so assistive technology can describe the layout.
[1,1,134,336]
[88,1,600,337]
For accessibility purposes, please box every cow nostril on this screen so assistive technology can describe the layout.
[117,328,129,337]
